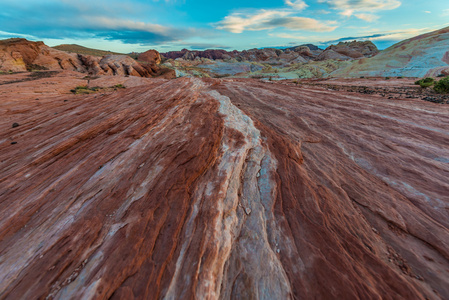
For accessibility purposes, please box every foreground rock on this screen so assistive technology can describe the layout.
[0,75,448,299]
[0,38,175,79]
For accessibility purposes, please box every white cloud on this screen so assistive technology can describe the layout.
[215,10,337,33]
[355,13,379,22]
[318,0,401,16]
[216,10,290,33]
[285,0,308,10]
[443,9,449,16]
[364,27,434,41]
[272,33,308,40]
[424,11,431,14]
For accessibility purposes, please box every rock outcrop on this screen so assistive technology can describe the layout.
[317,41,379,61]
[0,38,175,79]
[0,38,85,73]
[161,42,378,65]
[0,74,448,299]
[137,49,161,64]
[331,26,449,77]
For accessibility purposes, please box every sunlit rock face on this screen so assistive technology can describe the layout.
[0,76,448,299]
[0,38,175,79]
[161,42,378,65]
[332,26,449,78]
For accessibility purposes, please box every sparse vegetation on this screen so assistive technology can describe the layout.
[113,84,126,89]
[70,84,126,94]
[29,71,59,79]
[83,75,100,80]
[53,44,126,57]
[71,86,100,94]
[434,76,449,94]
[26,64,48,72]
[414,77,434,88]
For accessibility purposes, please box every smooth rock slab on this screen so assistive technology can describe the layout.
[0,76,448,299]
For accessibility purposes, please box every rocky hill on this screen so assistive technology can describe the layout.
[331,26,449,77]
[161,41,378,64]
[53,44,124,57]
[0,38,175,78]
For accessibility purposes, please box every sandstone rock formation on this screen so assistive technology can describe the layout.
[161,43,378,65]
[0,38,85,73]
[317,41,379,61]
[137,49,161,64]
[0,74,448,299]
[0,38,175,79]
[332,26,449,77]
[316,49,353,61]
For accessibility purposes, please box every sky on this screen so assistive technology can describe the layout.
[0,0,448,53]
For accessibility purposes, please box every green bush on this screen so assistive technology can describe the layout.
[414,77,434,88]
[70,86,99,94]
[113,84,126,89]
[434,76,449,94]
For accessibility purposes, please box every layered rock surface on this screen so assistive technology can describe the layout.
[161,42,377,64]
[332,26,449,77]
[0,75,448,299]
[0,38,175,79]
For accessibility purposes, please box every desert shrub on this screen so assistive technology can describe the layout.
[214,73,231,78]
[414,77,434,88]
[385,77,390,80]
[113,84,126,89]
[83,75,100,80]
[434,77,449,94]
[26,64,48,71]
[71,86,99,94]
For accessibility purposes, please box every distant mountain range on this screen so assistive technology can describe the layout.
[1,26,448,79]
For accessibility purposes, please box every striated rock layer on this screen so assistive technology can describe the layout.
[0,38,175,79]
[161,41,377,64]
[332,26,449,77]
[0,76,448,299]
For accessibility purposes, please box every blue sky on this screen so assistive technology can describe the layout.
[0,0,448,52]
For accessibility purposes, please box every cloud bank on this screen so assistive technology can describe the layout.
[318,0,401,19]
[0,1,198,45]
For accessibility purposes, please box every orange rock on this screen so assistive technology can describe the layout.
[137,49,161,64]
[0,38,174,79]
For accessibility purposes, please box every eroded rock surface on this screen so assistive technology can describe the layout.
[332,26,449,77]
[0,38,175,79]
[0,76,448,299]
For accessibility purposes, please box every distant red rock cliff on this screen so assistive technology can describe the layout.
[0,38,175,79]
[161,41,378,63]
